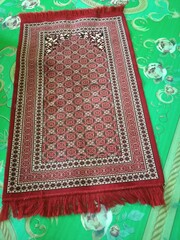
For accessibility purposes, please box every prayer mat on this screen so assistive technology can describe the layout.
[1,6,165,221]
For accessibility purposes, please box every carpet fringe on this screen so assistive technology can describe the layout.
[0,185,165,221]
[19,6,125,23]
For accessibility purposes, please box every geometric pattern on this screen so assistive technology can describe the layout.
[4,12,164,193]
[1,7,164,220]
[43,32,121,162]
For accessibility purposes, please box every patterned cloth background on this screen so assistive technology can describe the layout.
[0,0,180,239]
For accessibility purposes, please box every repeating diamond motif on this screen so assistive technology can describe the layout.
[43,33,121,162]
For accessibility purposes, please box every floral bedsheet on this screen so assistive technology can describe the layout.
[0,1,180,239]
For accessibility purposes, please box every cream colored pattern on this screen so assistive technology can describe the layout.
[125,0,148,14]
[152,140,180,240]
[143,119,180,240]
[81,0,148,14]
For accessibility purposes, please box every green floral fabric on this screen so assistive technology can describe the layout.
[0,1,180,239]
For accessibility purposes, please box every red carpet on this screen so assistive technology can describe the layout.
[1,6,164,221]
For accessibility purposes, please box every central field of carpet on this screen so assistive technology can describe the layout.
[1,6,164,220]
